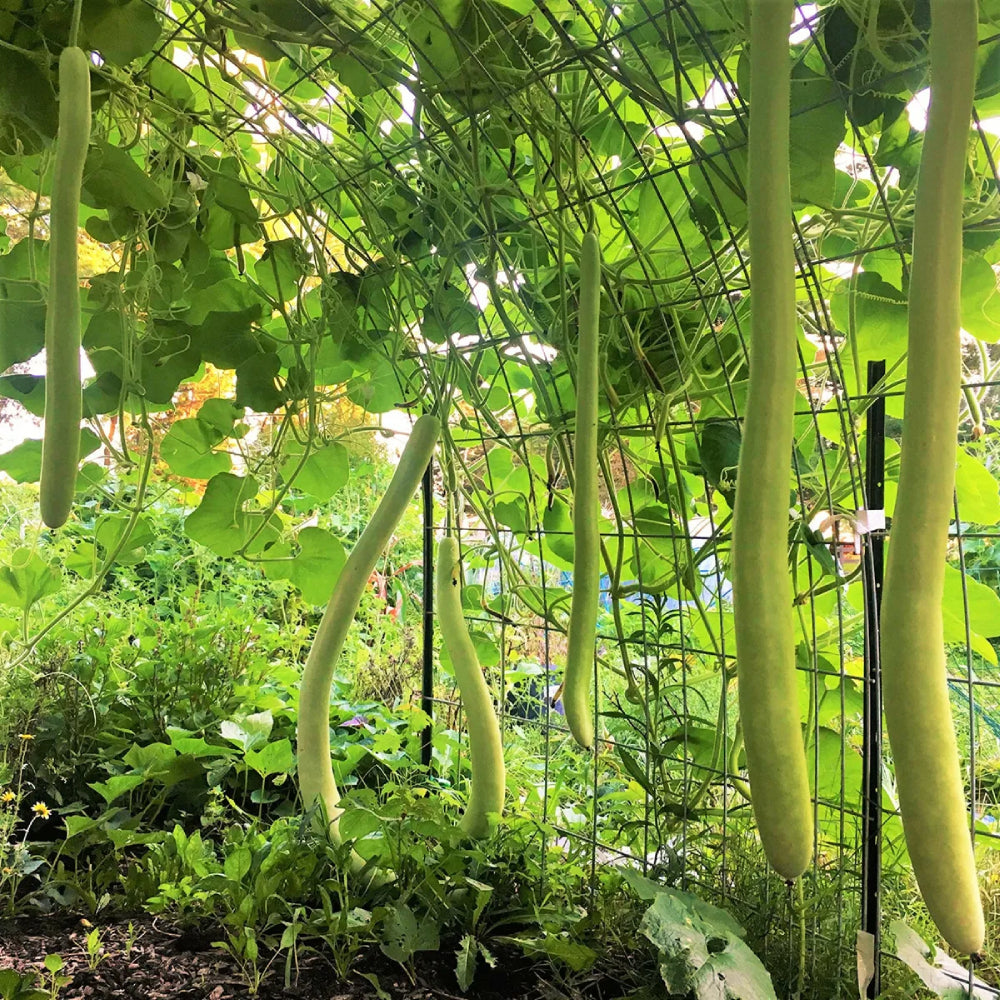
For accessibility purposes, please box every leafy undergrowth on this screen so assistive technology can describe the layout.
[0,915,572,1000]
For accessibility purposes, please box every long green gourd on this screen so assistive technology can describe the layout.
[436,536,505,837]
[40,46,91,530]
[563,230,601,749]
[731,0,813,882]
[296,414,440,851]
[880,0,983,956]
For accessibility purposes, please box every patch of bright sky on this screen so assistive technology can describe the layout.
[789,4,818,44]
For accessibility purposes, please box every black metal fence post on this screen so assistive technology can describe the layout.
[861,359,886,998]
[421,461,435,769]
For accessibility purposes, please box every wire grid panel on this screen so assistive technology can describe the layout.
[1,0,1000,995]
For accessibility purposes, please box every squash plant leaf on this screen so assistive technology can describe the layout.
[942,564,1000,665]
[280,443,350,501]
[161,419,232,479]
[184,473,280,557]
[635,886,777,1000]
[0,548,62,614]
[262,527,347,605]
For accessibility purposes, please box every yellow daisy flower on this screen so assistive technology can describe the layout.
[31,802,50,819]
[17,734,34,741]
[0,791,15,804]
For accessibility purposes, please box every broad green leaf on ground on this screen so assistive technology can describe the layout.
[88,774,146,805]
[244,738,295,777]
[280,443,350,501]
[942,564,1000,664]
[379,903,441,964]
[955,448,1000,525]
[220,710,274,751]
[184,473,280,557]
[635,885,776,1000]
[892,920,998,999]
[455,935,479,992]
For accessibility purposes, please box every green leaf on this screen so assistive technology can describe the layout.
[0,374,45,416]
[83,0,163,64]
[0,429,100,485]
[541,499,575,571]
[220,710,274,751]
[82,142,168,212]
[263,527,347,605]
[184,473,280,557]
[224,846,253,882]
[0,239,47,368]
[161,419,232,479]
[499,933,597,972]
[196,398,245,440]
[960,254,1000,343]
[256,238,307,302]
[345,356,405,413]
[455,935,478,992]
[1,46,59,151]
[236,352,285,412]
[638,889,776,1000]
[699,419,741,502]
[0,548,61,612]
[94,514,156,565]
[88,773,146,805]
[891,920,996,999]
[942,564,1000,665]
[421,286,480,343]
[379,903,441,964]
[243,738,295,777]
[955,448,1000,526]
[787,68,845,207]
[829,273,908,399]
[281,443,350,501]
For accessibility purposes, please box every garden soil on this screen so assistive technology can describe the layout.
[0,916,579,1000]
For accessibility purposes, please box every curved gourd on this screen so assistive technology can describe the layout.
[40,46,91,529]
[880,0,984,956]
[436,536,505,837]
[731,0,813,882]
[563,229,601,749]
[296,414,440,851]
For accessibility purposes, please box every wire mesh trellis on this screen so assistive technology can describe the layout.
[2,0,1000,996]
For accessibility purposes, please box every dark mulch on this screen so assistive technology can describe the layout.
[0,915,589,1000]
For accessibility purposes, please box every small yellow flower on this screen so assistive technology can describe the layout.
[17,734,34,741]
[0,791,15,804]
[31,802,50,819]
[1,867,13,876]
